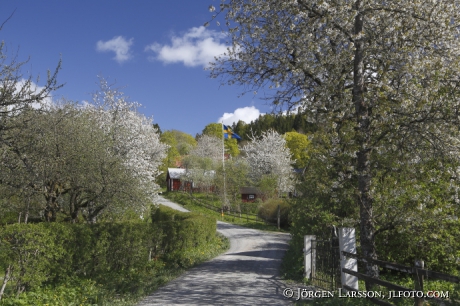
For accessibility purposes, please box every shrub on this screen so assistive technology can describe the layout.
[0,206,219,301]
[151,206,216,265]
[257,198,291,227]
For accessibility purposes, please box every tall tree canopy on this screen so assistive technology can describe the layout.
[210,0,460,282]
[284,131,310,169]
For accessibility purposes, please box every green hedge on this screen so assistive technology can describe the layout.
[151,206,216,257]
[0,207,217,299]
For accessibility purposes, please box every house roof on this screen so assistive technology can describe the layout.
[240,187,262,195]
[168,168,186,179]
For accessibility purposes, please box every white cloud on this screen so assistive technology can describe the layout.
[96,36,134,63]
[145,26,229,67]
[16,79,53,110]
[218,106,263,125]
[1,79,54,113]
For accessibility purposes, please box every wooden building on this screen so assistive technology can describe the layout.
[166,168,186,191]
[240,187,263,202]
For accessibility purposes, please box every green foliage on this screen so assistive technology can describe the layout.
[0,214,226,304]
[215,159,251,205]
[163,191,283,231]
[0,211,18,226]
[284,131,310,168]
[231,113,317,141]
[161,130,196,157]
[257,175,278,199]
[239,202,258,214]
[0,278,103,306]
[287,134,460,279]
[224,138,240,157]
[201,123,223,139]
[151,206,216,260]
[0,223,74,293]
[257,198,291,227]
[158,130,196,187]
[201,123,240,156]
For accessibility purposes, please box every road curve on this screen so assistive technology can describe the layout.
[137,196,292,306]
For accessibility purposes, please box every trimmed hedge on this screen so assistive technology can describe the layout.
[151,206,216,256]
[0,207,217,298]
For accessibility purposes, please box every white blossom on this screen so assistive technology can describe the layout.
[242,130,294,193]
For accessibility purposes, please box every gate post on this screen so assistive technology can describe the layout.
[304,235,316,279]
[338,228,358,290]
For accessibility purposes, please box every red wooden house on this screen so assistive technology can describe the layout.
[240,187,263,202]
[166,168,186,191]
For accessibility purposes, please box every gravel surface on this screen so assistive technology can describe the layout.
[155,195,190,212]
[138,196,292,306]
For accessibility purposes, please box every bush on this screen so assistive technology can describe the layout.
[240,202,258,214]
[257,198,291,227]
[0,210,218,301]
[151,206,216,265]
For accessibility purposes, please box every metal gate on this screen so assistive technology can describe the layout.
[311,233,341,291]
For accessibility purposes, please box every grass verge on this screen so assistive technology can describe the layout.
[162,191,285,232]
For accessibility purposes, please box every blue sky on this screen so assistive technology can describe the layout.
[1,1,268,136]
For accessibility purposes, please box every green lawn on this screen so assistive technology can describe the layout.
[161,191,286,232]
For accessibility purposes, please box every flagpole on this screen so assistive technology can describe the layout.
[222,122,227,217]
[221,122,225,169]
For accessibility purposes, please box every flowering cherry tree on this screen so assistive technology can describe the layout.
[210,0,460,283]
[181,134,222,192]
[89,78,168,205]
[242,130,294,195]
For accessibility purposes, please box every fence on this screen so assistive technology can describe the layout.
[305,228,460,306]
[310,236,341,291]
[180,192,279,225]
[341,251,460,306]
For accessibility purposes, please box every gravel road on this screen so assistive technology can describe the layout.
[137,196,292,305]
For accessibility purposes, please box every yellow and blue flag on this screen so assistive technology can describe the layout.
[223,125,241,140]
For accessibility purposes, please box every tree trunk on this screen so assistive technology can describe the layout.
[0,265,12,301]
[24,196,30,224]
[44,184,58,222]
[353,1,379,289]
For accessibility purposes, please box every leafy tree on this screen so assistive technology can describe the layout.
[284,131,310,169]
[162,130,197,156]
[0,80,168,223]
[157,130,197,187]
[232,113,316,141]
[210,0,460,283]
[215,158,251,207]
[201,123,222,139]
[231,120,248,140]
[160,132,181,168]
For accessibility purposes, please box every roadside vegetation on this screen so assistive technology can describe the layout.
[2,2,460,305]
[0,206,229,305]
[162,190,288,232]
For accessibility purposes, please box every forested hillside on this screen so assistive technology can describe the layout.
[230,110,316,141]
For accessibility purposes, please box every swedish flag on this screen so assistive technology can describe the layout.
[223,125,241,140]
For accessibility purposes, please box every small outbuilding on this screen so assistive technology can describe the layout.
[166,168,186,191]
[240,187,263,202]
